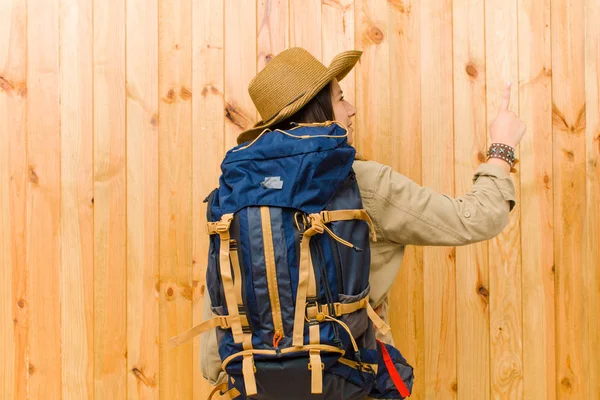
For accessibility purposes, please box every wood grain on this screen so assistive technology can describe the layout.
[387,0,424,398]
[0,1,599,398]
[420,0,457,397]
[60,0,95,397]
[258,0,288,72]
[453,0,490,398]
[289,0,321,60]
[93,0,127,396]
[158,0,194,398]
[552,0,589,397]
[192,0,225,397]
[224,0,257,150]
[126,0,160,398]
[518,0,555,398]
[355,0,390,162]
[485,0,524,398]
[584,0,600,394]
[322,0,355,107]
[0,0,28,398]
[26,0,62,397]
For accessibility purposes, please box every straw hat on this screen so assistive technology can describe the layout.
[236,47,363,144]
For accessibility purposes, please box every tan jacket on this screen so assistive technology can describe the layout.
[200,160,517,385]
[354,160,516,310]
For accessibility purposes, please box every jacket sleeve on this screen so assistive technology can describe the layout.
[354,160,517,246]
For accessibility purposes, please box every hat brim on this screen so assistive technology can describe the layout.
[236,50,362,145]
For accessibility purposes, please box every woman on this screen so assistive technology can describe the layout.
[200,47,525,395]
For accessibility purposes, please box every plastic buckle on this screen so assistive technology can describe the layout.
[320,211,331,224]
[308,215,324,234]
[216,214,234,234]
[216,223,230,234]
[218,315,230,329]
[305,300,321,322]
[334,303,343,317]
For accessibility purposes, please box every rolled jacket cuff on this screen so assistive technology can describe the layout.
[472,163,517,212]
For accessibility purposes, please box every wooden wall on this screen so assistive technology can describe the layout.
[1,0,599,398]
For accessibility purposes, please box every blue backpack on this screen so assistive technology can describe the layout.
[170,121,414,399]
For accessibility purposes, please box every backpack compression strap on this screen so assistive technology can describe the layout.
[209,383,241,400]
[168,314,249,347]
[170,214,257,396]
[293,209,382,346]
[210,214,257,396]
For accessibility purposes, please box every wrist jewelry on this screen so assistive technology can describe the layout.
[487,143,517,169]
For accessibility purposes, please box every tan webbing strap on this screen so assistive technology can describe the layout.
[230,245,244,307]
[209,383,241,400]
[292,225,321,346]
[215,388,241,400]
[366,301,391,336]
[320,209,377,242]
[168,314,250,347]
[306,297,369,319]
[221,344,345,370]
[338,357,379,374]
[309,324,323,393]
[231,235,257,396]
[216,214,245,344]
[242,354,257,396]
[307,252,317,304]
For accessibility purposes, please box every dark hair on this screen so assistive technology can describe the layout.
[270,82,334,131]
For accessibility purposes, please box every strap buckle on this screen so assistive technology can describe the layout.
[305,300,325,323]
[307,214,324,233]
[218,315,230,329]
[333,303,343,317]
[319,211,331,224]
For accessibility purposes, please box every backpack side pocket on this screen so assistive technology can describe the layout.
[369,340,414,399]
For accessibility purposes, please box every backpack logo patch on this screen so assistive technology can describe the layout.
[260,176,284,189]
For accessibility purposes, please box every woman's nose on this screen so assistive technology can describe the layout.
[347,103,356,117]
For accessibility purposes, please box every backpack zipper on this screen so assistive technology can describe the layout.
[260,207,285,347]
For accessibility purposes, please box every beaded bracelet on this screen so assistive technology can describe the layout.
[486,143,517,169]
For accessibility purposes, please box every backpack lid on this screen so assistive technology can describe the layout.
[215,123,356,215]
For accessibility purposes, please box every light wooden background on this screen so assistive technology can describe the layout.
[1,0,599,399]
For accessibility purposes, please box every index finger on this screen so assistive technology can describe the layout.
[499,82,511,112]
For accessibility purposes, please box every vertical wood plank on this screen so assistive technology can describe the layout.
[224,0,257,150]
[518,0,555,398]
[485,0,523,398]
[258,0,289,72]
[126,0,160,397]
[355,0,390,162]
[322,0,355,106]
[93,0,127,396]
[0,0,28,398]
[584,0,600,394]
[26,0,62,397]
[60,0,94,397]
[420,0,457,397]
[386,1,424,398]
[289,0,321,59]
[192,0,225,397]
[452,0,490,398]
[551,0,589,397]
[158,0,193,397]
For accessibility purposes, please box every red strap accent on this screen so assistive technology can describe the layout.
[377,340,411,398]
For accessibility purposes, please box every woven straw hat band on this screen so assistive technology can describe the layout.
[249,48,329,121]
